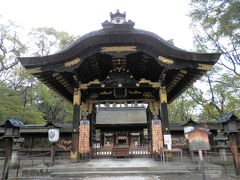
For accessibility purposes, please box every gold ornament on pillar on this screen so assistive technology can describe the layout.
[71,151,78,159]
[149,101,159,117]
[160,87,167,103]
[73,88,81,106]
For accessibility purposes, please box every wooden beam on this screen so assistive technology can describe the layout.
[167,71,187,93]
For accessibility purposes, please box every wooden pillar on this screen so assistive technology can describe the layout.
[128,133,131,146]
[90,104,96,147]
[159,86,169,133]
[146,106,154,151]
[28,136,33,154]
[229,133,240,175]
[100,131,104,147]
[71,87,81,160]
[50,143,56,165]
[113,132,116,147]
[140,130,144,146]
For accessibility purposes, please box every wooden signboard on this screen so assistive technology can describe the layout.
[188,128,210,151]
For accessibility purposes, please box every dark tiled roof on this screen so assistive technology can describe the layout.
[0,119,24,127]
[180,118,198,126]
[218,112,239,123]
[23,123,72,129]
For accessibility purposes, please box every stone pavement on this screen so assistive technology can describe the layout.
[83,175,238,180]
[10,175,239,180]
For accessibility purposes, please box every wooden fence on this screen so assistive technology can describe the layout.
[92,146,151,158]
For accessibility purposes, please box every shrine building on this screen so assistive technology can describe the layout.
[19,10,221,159]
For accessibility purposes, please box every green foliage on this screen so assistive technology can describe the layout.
[184,0,240,121]
[0,19,75,125]
[190,0,240,37]
[0,84,44,124]
[168,94,197,122]
[36,84,73,123]
[26,27,75,123]
[0,18,26,77]
[28,27,76,56]
[185,70,240,122]
[189,0,240,76]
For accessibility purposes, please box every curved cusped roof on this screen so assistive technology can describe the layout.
[19,10,221,103]
[20,26,220,68]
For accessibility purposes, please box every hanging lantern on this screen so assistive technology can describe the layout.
[48,128,60,143]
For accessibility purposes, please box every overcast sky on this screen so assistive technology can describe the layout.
[0,0,194,51]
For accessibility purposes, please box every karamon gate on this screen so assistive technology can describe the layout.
[19,11,220,160]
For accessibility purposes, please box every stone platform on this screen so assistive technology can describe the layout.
[18,158,225,179]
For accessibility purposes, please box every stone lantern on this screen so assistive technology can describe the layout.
[213,130,228,161]
[0,119,24,180]
[1,119,23,138]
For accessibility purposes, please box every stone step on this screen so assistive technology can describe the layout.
[51,166,191,172]
[51,170,193,178]
[22,165,223,177]
[22,167,195,177]
[22,165,195,171]
[20,158,224,177]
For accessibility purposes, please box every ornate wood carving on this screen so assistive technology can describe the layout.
[158,56,174,65]
[80,79,101,90]
[197,63,213,70]
[64,58,81,67]
[101,46,137,58]
[149,101,159,117]
[25,67,42,74]
[101,46,137,53]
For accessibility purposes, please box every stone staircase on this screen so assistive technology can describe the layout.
[20,158,223,178]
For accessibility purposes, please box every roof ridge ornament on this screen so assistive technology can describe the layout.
[110,9,126,24]
[102,10,135,30]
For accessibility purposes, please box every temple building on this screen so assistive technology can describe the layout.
[18,10,221,160]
